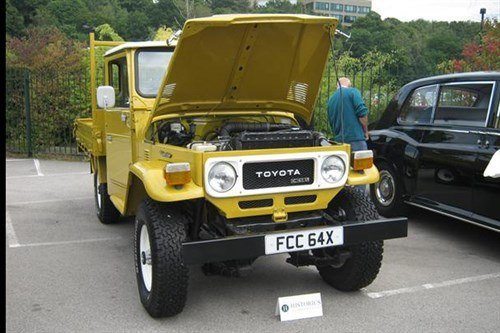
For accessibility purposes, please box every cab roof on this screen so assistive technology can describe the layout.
[104,41,175,57]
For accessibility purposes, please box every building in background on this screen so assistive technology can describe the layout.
[299,1,372,26]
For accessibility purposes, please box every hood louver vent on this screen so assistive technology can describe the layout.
[161,83,176,101]
[287,81,308,105]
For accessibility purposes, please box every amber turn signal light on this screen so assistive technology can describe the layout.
[352,150,374,171]
[164,162,191,186]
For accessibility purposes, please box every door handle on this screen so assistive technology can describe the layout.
[107,135,113,142]
[477,139,491,149]
[121,113,127,122]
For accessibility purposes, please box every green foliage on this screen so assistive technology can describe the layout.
[95,24,124,41]
[252,0,302,13]
[5,1,494,153]
[346,12,482,82]
[438,21,500,73]
[6,26,85,71]
[6,0,26,36]
[152,27,175,41]
[210,0,250,14]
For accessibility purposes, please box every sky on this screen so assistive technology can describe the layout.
[282,0,500,22]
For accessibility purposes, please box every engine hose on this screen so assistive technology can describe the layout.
[219,122,292,137]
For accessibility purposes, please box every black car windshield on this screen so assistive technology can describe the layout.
[136,49,174,97]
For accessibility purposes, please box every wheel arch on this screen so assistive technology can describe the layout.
[91,155,107,184]
[125,161,204,215]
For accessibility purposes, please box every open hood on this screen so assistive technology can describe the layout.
[151,14,338,124]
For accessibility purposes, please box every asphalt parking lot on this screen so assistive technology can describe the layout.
[6,158,500,332]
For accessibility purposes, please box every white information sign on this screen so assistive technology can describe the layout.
[275,293,323,322]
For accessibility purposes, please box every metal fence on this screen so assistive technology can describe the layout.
[6,63,437,157]
[312,57,440,135]
[6,68,91,156]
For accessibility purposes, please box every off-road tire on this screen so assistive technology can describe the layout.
[317,187,384,291]
[370,161,406,217]
[134,198,189,318]
[94,172,121,224]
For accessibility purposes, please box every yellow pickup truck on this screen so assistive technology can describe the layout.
[75,14,407,318]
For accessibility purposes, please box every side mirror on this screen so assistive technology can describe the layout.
[97,86,115,109]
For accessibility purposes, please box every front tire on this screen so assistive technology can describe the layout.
[134,199,189,318]
[317,187,383,291]
[370,161,406,217]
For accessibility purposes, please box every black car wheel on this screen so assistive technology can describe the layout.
[134,198,189,318]
[316,187,384,291]
[370,161,406,217]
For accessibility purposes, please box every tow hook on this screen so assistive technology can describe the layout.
[330,208,347,222]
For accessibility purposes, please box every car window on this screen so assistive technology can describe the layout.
[398,85,437,125]
[433,83,493,127]
[109,57,129,108]
[136,50,173,97]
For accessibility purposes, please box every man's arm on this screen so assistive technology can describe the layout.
[351,89,370,140]
[359,115,369,140]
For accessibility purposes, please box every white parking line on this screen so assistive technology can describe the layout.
[33,159,44,176]
[365,272,500,299]
[10,237,123,249]
[6,172,90,180]
[6,211,20,248]
[7,197,93,206]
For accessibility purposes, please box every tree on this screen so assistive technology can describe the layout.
[152,26,175,41]
[6,26,85,71]
[6,0,26,37]
[253,0,302,13]
[439,21,500,72]
[209,0,250,14]
[95,24,124,41]
[44,0,91,39]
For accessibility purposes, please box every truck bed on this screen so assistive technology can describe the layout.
[75,118,94,154]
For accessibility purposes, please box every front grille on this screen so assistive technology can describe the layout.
[238,199,273,209]
[285,195,317,205]
[242,159,314,190]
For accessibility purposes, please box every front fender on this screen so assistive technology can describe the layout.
[130,161,204,202]
[346,165,379,186]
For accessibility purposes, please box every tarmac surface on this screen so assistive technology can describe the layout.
[6,158,500,332]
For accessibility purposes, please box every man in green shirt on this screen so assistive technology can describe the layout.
[327,77,369,151]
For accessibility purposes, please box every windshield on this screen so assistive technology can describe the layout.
[136,49,173,97]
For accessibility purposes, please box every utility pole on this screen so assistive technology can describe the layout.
[186,0,191,19]
[480,8,486,32]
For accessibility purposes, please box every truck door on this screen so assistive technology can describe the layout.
[105,54,132,209]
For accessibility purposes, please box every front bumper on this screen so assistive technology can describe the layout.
[182,217,408,265]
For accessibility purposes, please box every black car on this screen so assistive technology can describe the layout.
[369,72,500,231]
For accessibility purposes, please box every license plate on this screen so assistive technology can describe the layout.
[264,226,344,255]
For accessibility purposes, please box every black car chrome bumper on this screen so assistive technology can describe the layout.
[182,217,408,265]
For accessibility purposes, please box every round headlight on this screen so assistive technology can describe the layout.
[321,155,345,183]
[208,162,237,193]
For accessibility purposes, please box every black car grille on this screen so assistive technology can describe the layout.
[242,159,314,190]
[284,195,317,205]
[238,199,274,209]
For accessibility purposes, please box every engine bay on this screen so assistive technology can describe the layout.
[152,115,331,151]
